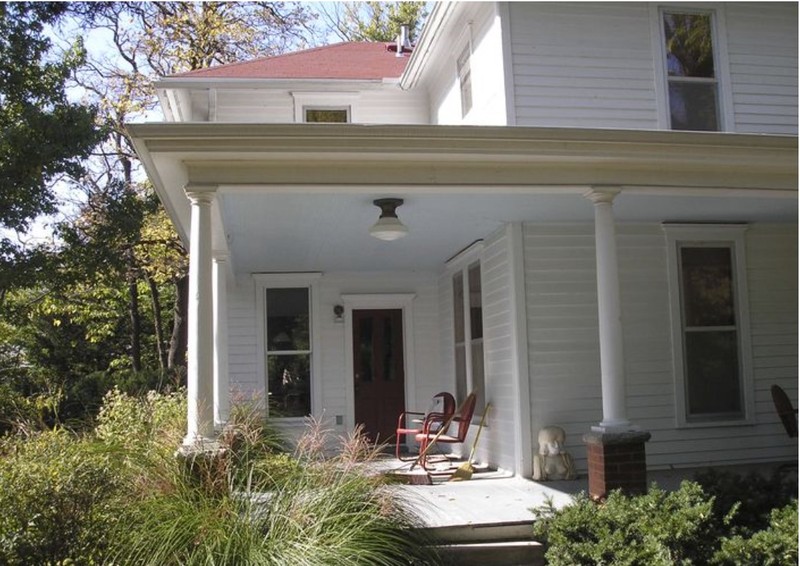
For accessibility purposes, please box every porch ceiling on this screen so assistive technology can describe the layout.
[126,123,798,274]
[221,189,795,274]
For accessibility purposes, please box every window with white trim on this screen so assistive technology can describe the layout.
[661,10,720,131]
[265,287,311,417]
[456,43,473,117]
[664,225,753,425]
[304,107,350,123]
[453,260,485,411]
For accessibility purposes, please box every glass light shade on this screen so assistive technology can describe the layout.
[369,216,409,241]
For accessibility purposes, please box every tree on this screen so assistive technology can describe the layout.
[320,2,427,43]
[0,2,103,297]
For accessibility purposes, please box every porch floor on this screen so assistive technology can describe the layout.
[367,456,797,531]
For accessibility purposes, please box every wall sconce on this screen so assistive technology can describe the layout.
[333,304,344,323]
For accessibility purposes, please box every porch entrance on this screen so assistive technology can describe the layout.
[352,309,405,443]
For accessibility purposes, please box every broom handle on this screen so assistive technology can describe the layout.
[466,403,491,463]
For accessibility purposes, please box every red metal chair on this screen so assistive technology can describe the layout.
[414,392,477,470]
[395,392,456,460]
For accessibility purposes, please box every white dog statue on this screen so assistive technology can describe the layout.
[532,426,576,481]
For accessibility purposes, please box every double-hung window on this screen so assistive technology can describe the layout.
[453,260,485,412]
[456,43,473,117]
[256,273,320,419]
[660,10,720,131]
[664,225,753,425]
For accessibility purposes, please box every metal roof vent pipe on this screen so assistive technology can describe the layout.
[396,24,411,57]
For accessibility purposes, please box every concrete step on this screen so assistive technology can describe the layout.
[420,520,535,544]
[431,540,545,566]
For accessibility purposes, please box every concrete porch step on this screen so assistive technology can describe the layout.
[419,520,544,566]
[430,540,545,566]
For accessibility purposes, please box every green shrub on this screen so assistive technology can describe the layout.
[0,430,121,565]
[532,482,727,566]
[714,501,799,566]
[695,467,798,536]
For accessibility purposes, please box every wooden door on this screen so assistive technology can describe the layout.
[352,309,405,443]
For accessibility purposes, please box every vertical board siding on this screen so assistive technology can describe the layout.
[478,228,517,471]
[509,2,658,130]
[524,222,798,472]
[725,3,798,134]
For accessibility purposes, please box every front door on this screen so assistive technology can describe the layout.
[352,309,405,443]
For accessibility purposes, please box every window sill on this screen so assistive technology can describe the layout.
[676,417,755,429]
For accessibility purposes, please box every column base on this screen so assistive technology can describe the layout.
[583,430,651,500]
[175,440,228,494]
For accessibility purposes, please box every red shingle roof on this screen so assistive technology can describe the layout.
[172,42,411,81]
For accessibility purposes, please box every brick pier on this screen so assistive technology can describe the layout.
[583,430,652,500]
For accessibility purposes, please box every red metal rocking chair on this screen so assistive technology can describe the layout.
[395,391,456,460]
[414,392,477,470]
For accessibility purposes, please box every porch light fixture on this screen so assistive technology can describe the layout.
[369,198,408,241]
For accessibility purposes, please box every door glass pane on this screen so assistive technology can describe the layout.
[668,82,719,131]
[468,262,483,339]
[358,317,373,382]
[685,330,741,418]
[663,13,714,78]
[267,288,309,351]
[680,246,735,327]
[453,272,465,342]
[267,354,311,417]
[383,316,394,381]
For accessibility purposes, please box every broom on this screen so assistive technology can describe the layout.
[449,403,491,482]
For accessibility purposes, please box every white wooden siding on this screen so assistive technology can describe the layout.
[189,85,429,124]
[509,2,658,130]
[507,2,797,134]
[428,3,508,125]
[523,222,798,473]
[478,228,518,472]
[227,270,442,438]
[725,3,798,134]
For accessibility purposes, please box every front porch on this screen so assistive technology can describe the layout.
[377,458,796,566]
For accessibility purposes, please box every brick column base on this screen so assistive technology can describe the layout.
[582,430,651,500]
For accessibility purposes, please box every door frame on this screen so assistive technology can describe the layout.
[342,294,416,433]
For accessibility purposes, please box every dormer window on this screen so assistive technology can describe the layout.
[661,11,720,131]
[304,107,350,123]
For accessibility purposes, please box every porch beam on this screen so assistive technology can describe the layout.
[584,187,633,431]
[183,184,217,445]
[213,251,230,429]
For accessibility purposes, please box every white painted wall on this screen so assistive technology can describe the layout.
[507,2,798,134]
[427,3,509,126]
[182,84,430,124]
[523,222,798,472]
[227,270,443,442]
[725,3,798,134]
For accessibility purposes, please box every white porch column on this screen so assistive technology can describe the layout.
[183,186,217,445]
[584,187,632,431]
[213,252,230,429]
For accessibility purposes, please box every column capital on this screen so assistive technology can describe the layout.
[184,184,218,203]
[212,251,230,262]
[583,186,621,205]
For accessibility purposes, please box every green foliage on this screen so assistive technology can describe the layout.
[532,471,800,566]
[715,502,799,566]
[532,482,723,566]
[324,1,428,43]
[694,467,798,536]
[0,429,121,565]
[0,3,102,231]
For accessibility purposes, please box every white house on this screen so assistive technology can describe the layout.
[128,2,798,489]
